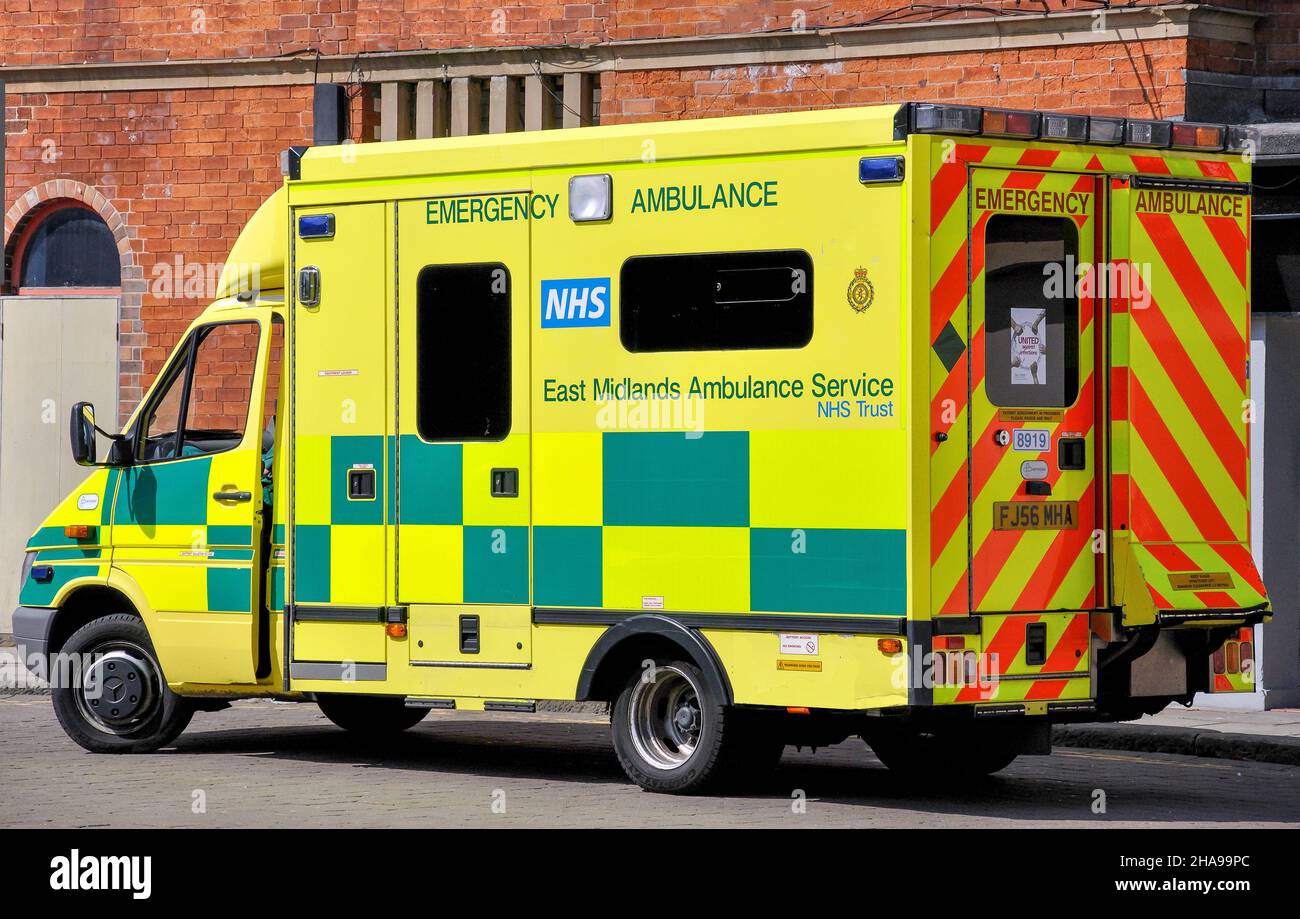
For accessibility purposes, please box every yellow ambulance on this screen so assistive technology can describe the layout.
[15,102,1269,793]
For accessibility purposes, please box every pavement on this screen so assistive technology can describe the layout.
[1,696,1297,828]
[4,644,1297,769]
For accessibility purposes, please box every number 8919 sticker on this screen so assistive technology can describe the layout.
[1012,428,1051,453]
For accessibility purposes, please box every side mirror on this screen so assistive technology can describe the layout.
[70,402,97,466]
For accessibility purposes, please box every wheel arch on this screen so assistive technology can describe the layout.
[46,583,143,659]
[575,615,733,705]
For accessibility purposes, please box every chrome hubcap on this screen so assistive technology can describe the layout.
[628,665,703,771]
[75,641,160,735]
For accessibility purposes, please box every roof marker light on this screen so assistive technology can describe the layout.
[1041,112,1089,143]
[1226,125,1256,154]
[1170,121,1226,151]
[1087,116,1126,146]
[1125,119,1172,148]
[859,155,905,184]
[909,102,982,136]
[982,108,1040,139]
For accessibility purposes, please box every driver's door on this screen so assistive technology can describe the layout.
[112,317,273,685]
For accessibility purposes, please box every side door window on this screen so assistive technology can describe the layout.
[137,322,259,462]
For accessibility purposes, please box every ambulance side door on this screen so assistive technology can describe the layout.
[396,191,533,672]
[289,203,392,681]
[113,316,271,685]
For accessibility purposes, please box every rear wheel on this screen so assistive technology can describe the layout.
[317,694,428,734]
[611,659,776,794]
[865,726,1020,779]
[51,613,194,753]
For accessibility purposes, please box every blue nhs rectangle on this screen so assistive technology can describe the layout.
[540,277,611,328]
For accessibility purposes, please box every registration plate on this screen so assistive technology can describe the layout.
[993,501,1078,530]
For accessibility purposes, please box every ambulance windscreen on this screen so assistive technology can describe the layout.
[982,215,1079,409]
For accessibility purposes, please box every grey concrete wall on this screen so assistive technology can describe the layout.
[0,296,119,633]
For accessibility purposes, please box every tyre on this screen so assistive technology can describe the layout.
[611,659,769,794]
[51,613,194,754]
[316,694,429,734]
[865,726,1019,779]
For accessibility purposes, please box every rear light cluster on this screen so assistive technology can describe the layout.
[933,636,980,686]
[1212,628,1255,678]
[896,102,1253,153]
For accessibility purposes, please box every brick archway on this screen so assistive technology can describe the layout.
[3,180,144,421]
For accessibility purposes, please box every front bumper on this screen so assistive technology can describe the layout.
[12,605,56,669]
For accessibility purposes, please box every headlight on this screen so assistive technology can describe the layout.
[20,551,34,588]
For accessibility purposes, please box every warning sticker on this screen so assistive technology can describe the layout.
[777,659,823,672]
[1169,572,1235,591]
[1011,308,1047,385]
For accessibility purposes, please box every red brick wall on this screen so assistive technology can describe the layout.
[601,40,1191,125]
[3,85,310,414]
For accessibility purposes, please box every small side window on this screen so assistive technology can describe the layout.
[983,215,1079,408]
[620,250,813,353]
[416,263,512,442]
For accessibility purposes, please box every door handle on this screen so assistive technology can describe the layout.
[213,490,253,503]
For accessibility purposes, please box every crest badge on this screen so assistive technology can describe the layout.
[847,267,874,313]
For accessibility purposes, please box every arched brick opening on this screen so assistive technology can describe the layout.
[3,181,144,422]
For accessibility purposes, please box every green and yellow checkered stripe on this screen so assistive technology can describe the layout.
[387,429,908,616]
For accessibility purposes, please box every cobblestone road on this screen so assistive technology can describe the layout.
[3,697,1298,828]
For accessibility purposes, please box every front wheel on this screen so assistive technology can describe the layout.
[51,613,194,753]
[316,694,429,734]
[611,659,772,794]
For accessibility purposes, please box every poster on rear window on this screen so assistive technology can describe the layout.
[1010,308,1047,386]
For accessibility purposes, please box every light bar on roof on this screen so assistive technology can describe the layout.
[1170,121,1226,151]
[1125,119,1173,148]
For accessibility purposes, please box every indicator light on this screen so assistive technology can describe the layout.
[63,525,94,539]
[877,638,903,654]
[385,622,408,639]
[1169,122,1226,151]
[982,108,1040,139]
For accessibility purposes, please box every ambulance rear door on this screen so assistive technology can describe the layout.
[1109,176,1268,630]
[966,167,1103,617]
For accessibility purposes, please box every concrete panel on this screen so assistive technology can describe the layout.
[0,297,118,632]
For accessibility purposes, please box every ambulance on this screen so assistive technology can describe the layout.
[14,102,1269,793]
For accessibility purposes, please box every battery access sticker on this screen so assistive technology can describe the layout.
[779,633,819,656]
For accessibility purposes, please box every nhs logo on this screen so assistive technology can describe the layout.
[541,277,611,328]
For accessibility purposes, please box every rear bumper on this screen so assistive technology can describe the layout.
[12,605,55,666]
[1156,603,1269,627]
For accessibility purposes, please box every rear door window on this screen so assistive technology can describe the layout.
[983,215,1079,408]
